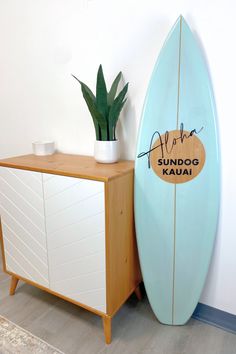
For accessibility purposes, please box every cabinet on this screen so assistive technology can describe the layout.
[0,153,141,343]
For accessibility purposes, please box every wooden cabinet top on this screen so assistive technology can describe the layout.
[0,153,134,182]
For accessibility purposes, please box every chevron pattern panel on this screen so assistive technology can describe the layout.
[43,173,106,313]
[0,167,49,287]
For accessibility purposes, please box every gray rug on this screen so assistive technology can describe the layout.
[0,316,64,354]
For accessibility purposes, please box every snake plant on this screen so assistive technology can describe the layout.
[72,65,128,141]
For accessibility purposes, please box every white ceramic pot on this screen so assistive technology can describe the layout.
[94,140,120,164]
[32,141,55,156]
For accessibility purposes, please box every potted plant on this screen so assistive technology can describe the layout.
[72,65,128,163]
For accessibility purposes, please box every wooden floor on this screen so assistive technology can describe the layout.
[0,256,236,354]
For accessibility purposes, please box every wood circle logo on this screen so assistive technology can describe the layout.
[137,123,206,184]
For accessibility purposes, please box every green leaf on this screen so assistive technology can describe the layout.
[71,74,95,102]
[71,74,101,139]
[108,83,128,139]
[107,71,122,106]
[96,65,108,119]
[114,82,128,106]
[80,82,108,140]
[109,98,127,140]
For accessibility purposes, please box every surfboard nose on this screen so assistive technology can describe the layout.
[174,15,191,31]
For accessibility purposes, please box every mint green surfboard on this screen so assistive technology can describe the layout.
[135,16,219,325]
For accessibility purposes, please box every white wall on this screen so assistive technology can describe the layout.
[0,0,236,315]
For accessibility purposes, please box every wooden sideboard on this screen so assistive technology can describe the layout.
[0,153,142,344]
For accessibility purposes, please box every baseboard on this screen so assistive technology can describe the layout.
[192,303,236,334]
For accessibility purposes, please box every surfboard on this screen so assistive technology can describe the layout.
[134,16,219,325]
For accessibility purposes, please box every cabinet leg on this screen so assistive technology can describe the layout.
[134,284,142,301]
[102,315,112,344]
[9,276,19,296]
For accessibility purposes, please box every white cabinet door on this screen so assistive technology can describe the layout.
[0,167,49,287]
[43,173,106,313]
